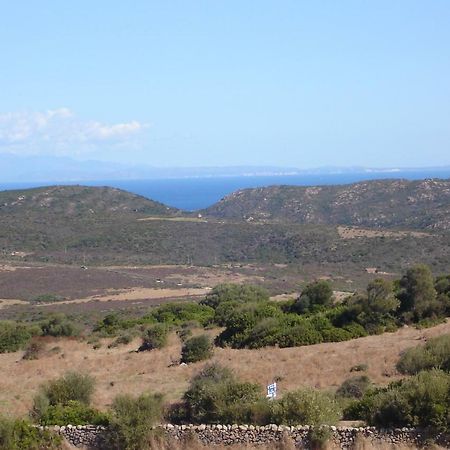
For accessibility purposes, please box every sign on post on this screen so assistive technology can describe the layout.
[266,382,277,399]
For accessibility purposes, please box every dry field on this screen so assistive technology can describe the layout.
[1,320,449,419]
[337,226,431,240]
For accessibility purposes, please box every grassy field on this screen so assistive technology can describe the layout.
[1,319,448,418]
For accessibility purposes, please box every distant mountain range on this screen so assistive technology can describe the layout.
[1,152,450,182]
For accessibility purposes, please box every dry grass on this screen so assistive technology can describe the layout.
[337,226,430,240]
[37,287,211,306]
[0,321,449,419]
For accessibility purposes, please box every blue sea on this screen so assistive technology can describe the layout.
[1,169,449,211]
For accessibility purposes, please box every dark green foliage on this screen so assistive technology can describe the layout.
[182,363,263,424]
[0,321,32,353]
[38,400,110,426]
[336,376,371,399]
[40,313,81,337]
[31,294,63,303]
[0,417,62,450]
[397,334,450,374]
[398,264,439,321]
[271,388,341,426]
[348,370,450,431]
[32,372,95,422]
[139,324,169,351]
[181,334,213,363]
[94,313,122,335]
[105,393,164,450]
[201,283,269,309]
[293,280,333,313]
[149,303,214,326]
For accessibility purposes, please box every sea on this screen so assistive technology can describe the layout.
[1,169,449,211]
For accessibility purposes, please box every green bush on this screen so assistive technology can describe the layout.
[271,388,341,426]
[292,280,333,313]
[38,400,110,426]
[183,363,263,424]
[0,321,32,353]
[139,324,169,351]
[397,334,450,374]
[105,393,164,450]
[32,371,95,421]
[0,417,62,450]
[352,369,450,431]
[336,376,371,399]
[201,283,269,309]
[150,303,214,326]
[181,334,213,363]
[40,314,80,337]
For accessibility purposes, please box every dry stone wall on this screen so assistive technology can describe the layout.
[42,423,450,449]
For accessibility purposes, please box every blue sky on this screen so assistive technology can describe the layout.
[0,1,449,168]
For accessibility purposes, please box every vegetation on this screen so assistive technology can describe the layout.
[0,417,62,450]
[396,334,450,374]
[0,321,33,353]
[1,184,449,270]
[336,376,371,399]
[181,364,263,424]
[31,372,99,425]
[271,388,341,426]
[203,179,450,230]
[345,369,450,431]
[139,324,169,351]
[181,334,213,364]
[105,393,164,450]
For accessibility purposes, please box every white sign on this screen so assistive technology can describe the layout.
[266,382,277,399]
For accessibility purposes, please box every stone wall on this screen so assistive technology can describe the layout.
[44,423,450,449]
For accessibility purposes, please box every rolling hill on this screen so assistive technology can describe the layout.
[0,183,448,272]
[203,178,450,230]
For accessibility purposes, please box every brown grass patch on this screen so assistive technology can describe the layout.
[337,226,431,240]
[0,321,449,419]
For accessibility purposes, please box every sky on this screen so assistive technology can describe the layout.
[0,1,449,169]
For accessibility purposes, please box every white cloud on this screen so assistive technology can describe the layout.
[0,108,149,156]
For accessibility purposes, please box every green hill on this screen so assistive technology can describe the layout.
[0,183,448,272]
[203,179,450,230]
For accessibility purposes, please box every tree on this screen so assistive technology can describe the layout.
[293,280,333,313]
[399,265,438,320]
[201,283,269,309]
[366,279,399,314]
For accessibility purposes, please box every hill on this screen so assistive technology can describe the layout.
[203,178,450,230]
[0,185,178,218]
[0,183,448,272]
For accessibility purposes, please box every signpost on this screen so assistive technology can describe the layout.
[266,382,277,399]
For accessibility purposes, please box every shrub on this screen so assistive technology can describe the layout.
[183,363,263,424]
[0,321,32,353]
[32,371,95,421]
[105,393,164,450]
[0,417,62,450]
[139,324,169,351]
[354,369,450,431]
[350,364,368,372]
[201,283,269,309]
[292,280,333,314]
[309,427,332,450]
[40,314,80,337]
[271,388,341,426]
[181,335,213,363]
[22,339,46,360]
[108,333,133,348]
[38,400,110,426]
[336,376,371,399]
[397,334,450,374]
[150,303,214,326]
